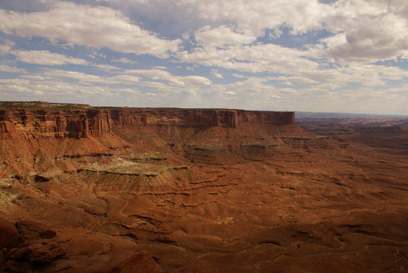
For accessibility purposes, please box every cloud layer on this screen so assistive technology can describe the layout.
[0,0,408,115]
[0,1,180,57]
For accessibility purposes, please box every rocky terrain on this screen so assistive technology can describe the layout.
[1,102,408,272]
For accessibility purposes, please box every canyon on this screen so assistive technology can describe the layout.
[1,102,408,272]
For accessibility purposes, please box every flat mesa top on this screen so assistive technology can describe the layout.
[0,101,91,110]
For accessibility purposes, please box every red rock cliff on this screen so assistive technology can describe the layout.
[109,108,295,128]
[0,107,295,139]
[0,109,111,139]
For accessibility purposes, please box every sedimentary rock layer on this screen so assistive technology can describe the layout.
[0,108,295,139]
[109,108,295,128]
[0,109,111,139]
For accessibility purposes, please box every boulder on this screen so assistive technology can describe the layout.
[0,217,19,249]
[39,250,156,273]
[7,241,66,263]
[1,220,66,272]
[103,250,156,273]
[15,220,57,242]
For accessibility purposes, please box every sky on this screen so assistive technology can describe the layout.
[0,0,408,115]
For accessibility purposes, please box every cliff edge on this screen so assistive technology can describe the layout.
[0,103,296,140]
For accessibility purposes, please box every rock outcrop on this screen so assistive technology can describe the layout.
[109,108,300,161]
[0,109,111,139]
[0,217,19,250]
[1,220,66,272]
[110,108,295,128]
[0,106,302,164]
[0,107,295,140]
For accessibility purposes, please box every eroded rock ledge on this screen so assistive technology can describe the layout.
[109,108,295,128]
[0,109,111,139]
[0,104,295,139]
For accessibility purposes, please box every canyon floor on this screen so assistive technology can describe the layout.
[1,106,408,272]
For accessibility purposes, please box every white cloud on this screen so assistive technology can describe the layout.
[180,0,408,64]
[270,76,319,84]
[194,0,326,36]
[302,62,408,87]
[36,67,212,89]
[211,69,223,79]
[0,79,32,94]
[0,78,142,106]
[1,0,408,114]
[0,65,27,73]
[6,0,404,64]
[126,69,173,80]
[0,2,180,57]
[180,76,211,86]
[179,40,408,89]
[92,64,124,73]
[41,68,141,85]
[111,57,137,64]
[11,50,88,65]
[88,52,107,59]
[195,25,256,49]
[0,40,14,55]
[125,68,212,86]
[178,43,319,74]
[316,0,408,62]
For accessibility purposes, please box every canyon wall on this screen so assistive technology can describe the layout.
[109,108,295,128]
[0,108,295,139]
[0,109,111,139]
[2,103,408,273]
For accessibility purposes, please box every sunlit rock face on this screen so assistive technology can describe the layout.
[0,109,111,139]
[0,107,295,140]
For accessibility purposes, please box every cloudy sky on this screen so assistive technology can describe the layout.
[1,0,408,115]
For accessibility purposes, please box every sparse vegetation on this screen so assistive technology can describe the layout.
[0,101,90,110]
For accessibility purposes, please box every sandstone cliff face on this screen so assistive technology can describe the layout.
[0,108,295,139]
[109,108,295,128]
[0,109,111,139]
[0,107,300,171]
[108,109,299,163]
